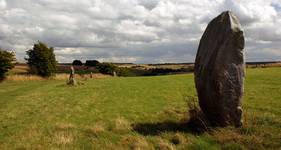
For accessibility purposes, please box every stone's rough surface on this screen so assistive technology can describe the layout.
[194,11,245,127]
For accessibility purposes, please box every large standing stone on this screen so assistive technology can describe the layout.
[194,11,245,127]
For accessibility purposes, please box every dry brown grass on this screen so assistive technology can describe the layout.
[212,127,264,149]
[55,123,76,130]
[121,136,151,150]
[6,74,44,81]
[79,73,111,79]
[53,123,76,146]
[117,64,192,69]
[112,117,131,132]
[9,64,29,74]
[84,122,106,136]
[212,128,244,144]
[247,63,281,68]
[24,125,41,140]
[211,129,248,149]
[7,63,111,81]
[53,131,74,145]
[157,138,175,150]
[6,73,110,81]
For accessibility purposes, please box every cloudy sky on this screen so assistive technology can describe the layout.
[0,0,281,63]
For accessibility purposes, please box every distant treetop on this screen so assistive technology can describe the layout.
[85,60,100,67]
[72,60,83,66]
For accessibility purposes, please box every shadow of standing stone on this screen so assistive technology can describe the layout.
[194,11,245,127]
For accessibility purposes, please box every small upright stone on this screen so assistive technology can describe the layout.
[90,72,93,78]
[67,66,76,85]
[194,11,245,127]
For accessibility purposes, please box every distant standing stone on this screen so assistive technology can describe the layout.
[194,11,245,127]
[90,72,93,78]
[67,66,76,85]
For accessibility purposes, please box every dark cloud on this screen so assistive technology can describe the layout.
[0,0,280,63]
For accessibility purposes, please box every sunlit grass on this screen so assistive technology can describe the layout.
[0,68,280,149]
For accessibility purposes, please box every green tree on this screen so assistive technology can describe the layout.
[72,60,83,66]
[0,50,15,81]
[85,60,100,67]
[96,63,117,75]
[25,42,57,77]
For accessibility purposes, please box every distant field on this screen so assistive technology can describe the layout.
[0,68,281,149]
[9,62,281,78]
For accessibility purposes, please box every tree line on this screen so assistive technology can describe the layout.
[0,41,123,80]
[0,41,57,80]
[1,41,192,81]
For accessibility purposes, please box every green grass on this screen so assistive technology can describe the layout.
[0,68,281,149]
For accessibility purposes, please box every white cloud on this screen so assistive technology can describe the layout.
[0,0,280,63]
[0,0,6,9]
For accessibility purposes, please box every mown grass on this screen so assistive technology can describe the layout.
[0,68,281,149]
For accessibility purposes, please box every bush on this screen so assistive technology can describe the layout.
[85,60,100,67]
[0,50,15,81]
[96,63,117,75]
[25,41,57,77]
[72,60,83,66]
[116,67,136,77]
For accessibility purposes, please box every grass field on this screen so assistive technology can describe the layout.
[0,68,281,150]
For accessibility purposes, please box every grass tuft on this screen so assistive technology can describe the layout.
[186,96,210,133]
[53,131,74,145]
[55,123,76,130]
[111,117,132,132]
[156,139,175,150]
[121,136,151,150]
[84,122,106,137]
[212,128,243,144]
[170,132,186,145]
